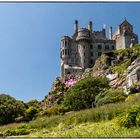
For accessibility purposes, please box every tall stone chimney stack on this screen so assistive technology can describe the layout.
[74,20,78,33]
[88,21,92,32]
[109,26,113,40]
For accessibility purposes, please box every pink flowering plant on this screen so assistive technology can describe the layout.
[64,74,77,87]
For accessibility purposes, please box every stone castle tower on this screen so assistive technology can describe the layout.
[60,19,138,81]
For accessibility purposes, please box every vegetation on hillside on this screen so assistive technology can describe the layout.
[1,45,140,137]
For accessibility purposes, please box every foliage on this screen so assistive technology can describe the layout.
[119,105,140,128]
[95,88,127,107]
[136,112,140,127]
[58,105,70,115]
[26,99,39,108]
[129,83,140,94]
[45,105,60,116]
[111,59,131,73]
[63,77,109,111]
[4,128,30,137]
[25,106,38,121]
[125,93,140,105]
[0,94,27,125]
[2,93,140,137]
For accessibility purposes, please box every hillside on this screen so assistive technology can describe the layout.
[1,45,140,138]
[1,93,140,138]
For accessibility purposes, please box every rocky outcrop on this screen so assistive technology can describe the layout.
[78,46,140,94]
[123,57,140,94]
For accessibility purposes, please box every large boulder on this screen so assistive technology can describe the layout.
[125,66,140,93]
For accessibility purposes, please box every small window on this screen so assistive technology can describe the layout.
[62,50,64,55]
[98,52,102,56]
[112,45,115,50]
[90,45,93,49]
[67,71,71,74]
[65,49,67,55]
[90,59,93,64]
[91,52,93,56]
[65,41,67,46]
[98,45,102,50]
[84,52,85,56]
[105,45,109,50]
[84,46,85,49]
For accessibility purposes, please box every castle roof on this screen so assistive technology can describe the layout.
[119,19,132,28]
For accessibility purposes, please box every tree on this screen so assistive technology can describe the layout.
[63,77,109,111]
[0,94,27,125]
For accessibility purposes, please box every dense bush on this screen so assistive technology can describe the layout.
[25,106,38,121]
[0,94,27,125]
[119,105,140,128]
[26,99,39,108]
[95,88,127,107]
[63,77,109,111]
[129,83,140,94]
[45,105,60,116]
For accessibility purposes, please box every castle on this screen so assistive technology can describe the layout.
[60,19,138,81]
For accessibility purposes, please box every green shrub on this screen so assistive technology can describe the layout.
[95,88,127,107]
[58,105,70,115]
[25,106,38,121]
[125,93,140,105]
[119,105,140,128]
[111,59,131,73]
[4,128,30,137]
[136,112,140,127]
[26,99,39,108]
[63,77,109,111]
[129,83,139,94]
[46,105,60,116]
[0,94,27,125]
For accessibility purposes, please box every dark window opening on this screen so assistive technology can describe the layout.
[91,52,93,56]
[98,52,102,56]
[90,45,93,49]
[62,50,64,55]
[105,45,109,50]
[90,59,93,64]
[65,41,67,46]
[98,45,102,49]
[67,71,71,74]
[112,45,115,50]
[65,49,67,55]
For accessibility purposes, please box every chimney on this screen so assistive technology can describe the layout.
[88,21,92,32]
[109,26,113,40]
[74,20,78,33]
[102,24,106,39]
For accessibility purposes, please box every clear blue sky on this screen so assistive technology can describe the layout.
[0,2,140,102]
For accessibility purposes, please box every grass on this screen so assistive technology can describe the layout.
[1,93,140,138]
[4,119,140,138]
[111,59,131,73]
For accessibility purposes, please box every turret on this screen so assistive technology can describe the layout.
[88,21,92,32]
[109,26,113,40]
[76,28,90,69]
[60,36,71,61]
[74,20,78,33]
